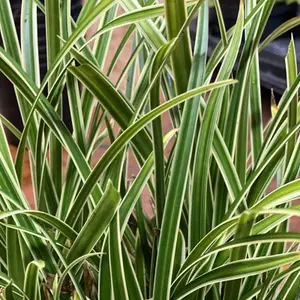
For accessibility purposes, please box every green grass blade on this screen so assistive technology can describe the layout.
[122,243,144,300]
[0,206,78,242]
[190,2,243,247]
[283,134,300,182]
[224,212,255,300]
[68,62,152,160]
[7,224,24,289]
[81,5,117,124]
[92,4,117,71]
[121,0,166,51]
[66,180,119,263]
[61,1,86,153]
[212,128,242,200]
[0,121,18,178]
[76,0,98,23]
[276,269,300,299]
[0,115,22,141]
[98,240,111,300]
[173,252,300,300]
[90,4,165,41]
[22,260,44,300]
[107,24,136,77]
[172,230,185,281]
[21,0,40,84]
[164,0,192,95]
[214,0,228,46]
[3,281,15,300]
[109,212,129,300]
[251,179,300,210]
[120,129,176,233]
[250,52,263,166]
[285,36,298,171]
[0,0,21,63]
[259,16,300,52]
[150,44,169,227]
[115,36,142,91]
[235,81,250,184]
[256,269,277,300]
[135,234,147,298]
[45,0,63,198]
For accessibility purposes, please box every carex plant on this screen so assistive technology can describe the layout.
[0,0,300,299]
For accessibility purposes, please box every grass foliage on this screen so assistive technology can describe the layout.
[0,0,300,299]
